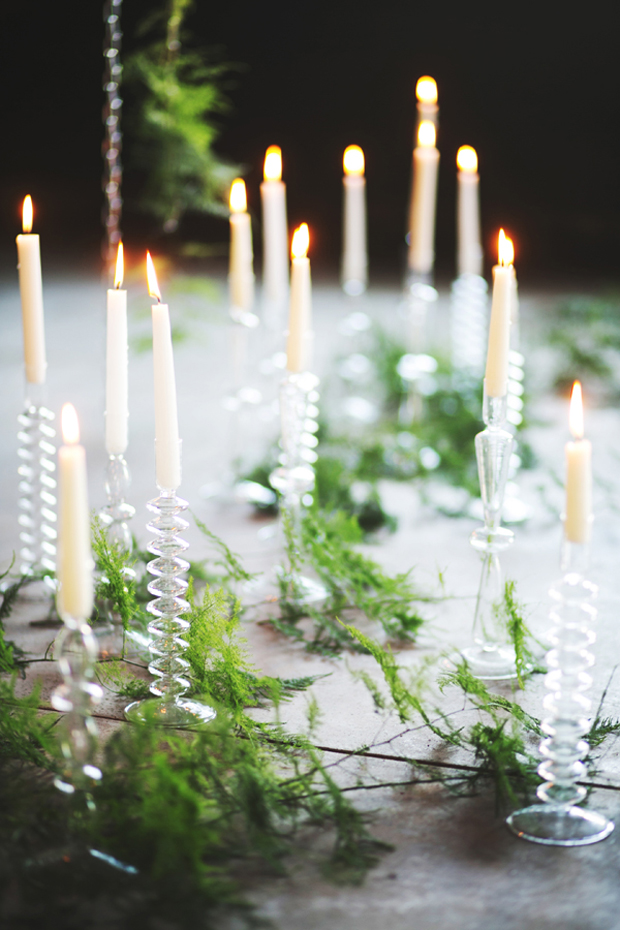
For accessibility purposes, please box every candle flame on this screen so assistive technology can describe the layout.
[416,76,438,104]
[456,145,478,173]
[569,381,584,440]
[61,403,80,445]
[114,242,124,289]
[417,120,436,148]
[145,251,161,302]
[22,196,33,233]
[498,229,514,266]
[291,223,309,260]
[343,145,365,176]
[229,178,247,213]
[263,145,282,182]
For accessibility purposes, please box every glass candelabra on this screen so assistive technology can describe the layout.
[507,538,614,845]
[268,370,326,604]
[51,614,103,804]
[461,389,518,679]
[125,488,216,728]
[17,383,57,590]
[399,273,438,424]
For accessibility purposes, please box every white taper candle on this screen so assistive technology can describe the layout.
[341,145,367,294]
[484,230,513,398]
[286,224,312,373]
[229,179,254,312]
[261,146,289,305]
[408,121,440,275]
[456,146,483,277]
[16,196,46,384]
[105,243,128,455]
[565,381,592,544]
[57,404,94,619]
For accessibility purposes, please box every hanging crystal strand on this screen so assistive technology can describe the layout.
[125,491,216,728]
[450,273,488,379]
[398,275,438,424]
[17,382,57,591]
[102,0,123,275]
[461,389,518,679]
[269,371,326,604]
[51,616,103,804]
[507,539,614,845]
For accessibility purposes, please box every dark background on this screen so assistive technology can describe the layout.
[1,0,620,284]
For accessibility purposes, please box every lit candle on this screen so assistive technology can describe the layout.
[105,242,128,455]
[57,404,94,619]
[456,146,483,277]
[229,178,254,313]
[16,195,46,384]
[286,224,312,373]
[260,146,288,305]
[147,253,181,490]
[408,121,440,275]
[415,76,438,130]
[565,381,592,544]
[341,145,367,295]
[484,230,513,397]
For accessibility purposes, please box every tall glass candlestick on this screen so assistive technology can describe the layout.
[461,389,517,679]
[506,536,614,845]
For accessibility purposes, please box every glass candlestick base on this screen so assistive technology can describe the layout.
[506,804,613,847]
[125,696,216,728]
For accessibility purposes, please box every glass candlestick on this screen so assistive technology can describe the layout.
[506,538,614,845]
[125,489,216,728]
[17,383,57,589]
[450,273,488,379]
[51,615,103,803]
[99,453,135,552]
[268,371,326,604]
[462,390,517,679]
[399,274,438,424]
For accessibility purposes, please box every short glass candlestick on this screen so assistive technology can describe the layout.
[506,537,614,846]
[17,382,57,591]
[51,614,103,803]
[125,488,216,728]
[462,390,517,679]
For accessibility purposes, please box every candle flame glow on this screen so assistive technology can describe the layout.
[264,146,282,182]
[22,196,33,233]
[416,76,438,104]
[343,145,365,176]
[291,223,309,260]
[229,178,247,213]
[456,145,478,173]
[569,381,584,440]
[498,229,514,266]
[114,241,124,289]
[417,120,436,148]
[61,403,80,445]
[145,251,161,302]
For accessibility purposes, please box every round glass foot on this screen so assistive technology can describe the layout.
[461,644,518,680]
[125,697,216,729]
[507,804,614,846]
[243,569,328,607]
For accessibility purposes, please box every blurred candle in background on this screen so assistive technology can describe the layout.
[229,179,254,313]
[147,253,181,490]
[408,121,440,276]
[456,146,483,277]
[341,145,367,296]
[16,195,47,384]
[286,224,312,373]
[105,242,128,455]
[565,381,592,544]
[484,229,513,397]
[57,403,93,619]
[260,145,288,307]
[415,76,438,131]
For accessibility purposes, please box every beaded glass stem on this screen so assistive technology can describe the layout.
[269,371,326,604]
[125,489,216,727]
[399,274,438,424]
[462,390,517,679]
[17,383,57,587]
[507,538,614,845]
[51,615,103,804]
[99,453,135,552]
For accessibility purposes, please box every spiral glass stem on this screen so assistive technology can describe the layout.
[17,396,57,586]
[450,273,488,378]
[51,616,103,804]
[269,372,326,605]
[125,490,216,728]
[506,540,614,845]
[462,391,517,679]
